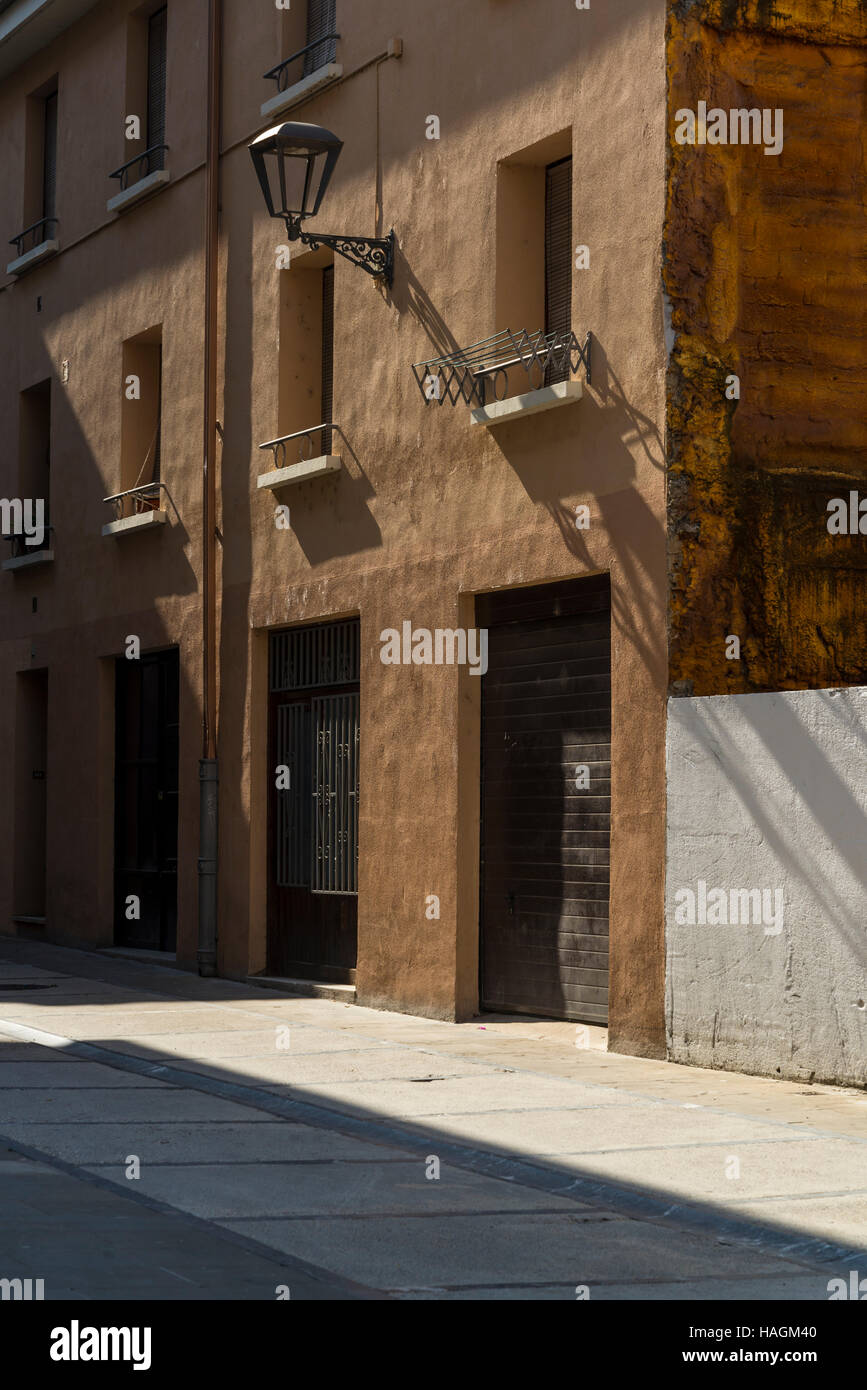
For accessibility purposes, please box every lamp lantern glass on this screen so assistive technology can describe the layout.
[249,122,343,229]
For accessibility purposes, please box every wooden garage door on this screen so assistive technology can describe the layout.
[478,575,611,1023]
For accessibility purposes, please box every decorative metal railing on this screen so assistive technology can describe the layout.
[8,217,59,258]
[109,145,169,192]
[264,33,340,92]
[3,525,53,559]
[412,327,592,408]
[103,482,166,521]
[259,423,339,468]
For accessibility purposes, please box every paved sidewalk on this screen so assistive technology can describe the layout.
[0,939,865,1300]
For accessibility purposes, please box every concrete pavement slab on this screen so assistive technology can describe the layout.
[0,1007,276,1038]
[180,1048,501,1088]
[85,1158,588,1220]
[99,1026,398,1060]
[0,1061,169,1088]
[0,1087,277,1124]
[226,1210,813,1292]
[0,1120,413,1167]
[282,1072,635,1118]
[395,1273,833,1300]
[397,1103,812,1157]
[0,1145,377,1300]
[733,1194,867,1248]
[567,1137,867,1204]
[0,1041,81,1061]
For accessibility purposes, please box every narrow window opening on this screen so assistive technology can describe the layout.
[321,264,334,455]
[147,6,167,170]
[544,156,572,386]
[304,0,337,75]
[42,91,58,226]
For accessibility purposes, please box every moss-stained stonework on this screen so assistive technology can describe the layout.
[665,0,867,693]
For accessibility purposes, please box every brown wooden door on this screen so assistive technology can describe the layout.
[267,620,359,982]
[478,575,611,1022]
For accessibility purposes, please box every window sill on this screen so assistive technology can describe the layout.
[258,455,342,491]
[107,169,170,215]
[102,510,167,537]
[6,239,59,276]
[260,63,343,119]
[470,379,583,426]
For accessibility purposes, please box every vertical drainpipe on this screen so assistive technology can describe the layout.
[198,0,222,977]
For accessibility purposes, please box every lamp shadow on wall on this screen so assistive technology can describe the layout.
[389,246,463,363]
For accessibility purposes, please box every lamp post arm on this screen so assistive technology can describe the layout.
[290,225,395,285]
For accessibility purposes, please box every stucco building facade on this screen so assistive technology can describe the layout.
[0,0,862,1082]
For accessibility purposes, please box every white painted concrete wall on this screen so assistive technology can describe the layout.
[666,686,867,1088]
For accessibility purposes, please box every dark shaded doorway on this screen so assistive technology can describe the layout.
[267,619,359,983]
[114,648,179,950]
[14,670,48,923]
[478,574,611,1022]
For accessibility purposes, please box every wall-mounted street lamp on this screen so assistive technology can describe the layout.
[249,121,395,285]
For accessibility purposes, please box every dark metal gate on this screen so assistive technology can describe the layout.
[114,647,179,951]
[478,575,611,1023]
[267,620,359,981]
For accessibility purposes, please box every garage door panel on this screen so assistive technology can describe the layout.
[480,576,611,1023]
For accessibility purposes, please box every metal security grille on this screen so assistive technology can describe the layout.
[42,91,58,221]
[544,157,572,386]
[147,7,168,168]
[312,693,359,894]
[275,702,311,887]
[304,0,337,74]
[321,264,334,455]
[270,620,359,693]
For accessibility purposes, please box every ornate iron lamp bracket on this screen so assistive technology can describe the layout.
[285,217,395,285]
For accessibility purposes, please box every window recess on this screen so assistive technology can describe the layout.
[262,0,341,119]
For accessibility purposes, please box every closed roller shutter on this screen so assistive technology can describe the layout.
[544,156,572,386]
[147,6,167,166]
[321,264,334,454]
[479,574,611,1023]
[305,0,337,74]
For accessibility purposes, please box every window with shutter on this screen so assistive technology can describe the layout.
[544,157,572,385]
[147,6,167,169]
[321,265,334,454]
[153,345,163,483]
[42,91,58,224]
[304,0,337,75]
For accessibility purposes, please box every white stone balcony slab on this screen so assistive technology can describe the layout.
[6,238,58,276]
[260,63,342,120]
[102,510,167,538]
[470,379,583,426]
[107,169,170,215]
[2,547,54,571]
[258,456,342,492]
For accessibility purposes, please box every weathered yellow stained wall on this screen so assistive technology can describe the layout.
[665,0,867,694]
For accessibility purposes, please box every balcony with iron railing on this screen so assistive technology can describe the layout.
[412,326,593,426]
[261,32,342,120]
[102,483,169,537]
[2,523,54,572]
[257,423,342,494]
[6,216,59,276]
[108,145,170,215]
